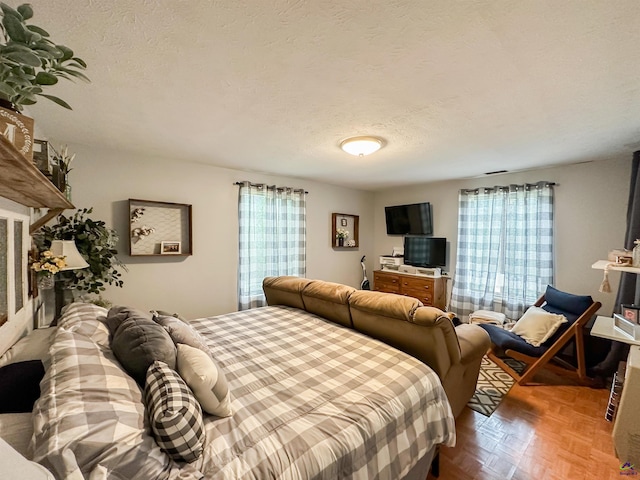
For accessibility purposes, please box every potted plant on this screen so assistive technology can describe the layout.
[0,2,89,157]
[336,228,349,247]
[34,208,126,295]
[0,3,89,110]
[30,248,66,289]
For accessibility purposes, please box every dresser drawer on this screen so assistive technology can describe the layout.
[374,272,400,293]
[401,276,434,291]
[402,289,433,305]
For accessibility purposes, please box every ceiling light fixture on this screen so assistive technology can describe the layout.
[340,136,384,157]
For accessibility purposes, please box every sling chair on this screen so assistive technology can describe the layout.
[478,285,601,385]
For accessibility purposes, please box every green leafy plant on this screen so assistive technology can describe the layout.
[52,144,74,176]
[34,208,126,294]
[0,2,89,110]
[79,295,113,309]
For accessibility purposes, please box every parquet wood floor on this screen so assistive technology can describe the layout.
[427,372,624,480]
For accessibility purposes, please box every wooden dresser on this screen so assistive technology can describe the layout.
[373,270,446,310]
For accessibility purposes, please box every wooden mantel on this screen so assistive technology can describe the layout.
[0,135,73,232]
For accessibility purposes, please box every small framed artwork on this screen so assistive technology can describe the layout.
[161,241,181,254]
[622,304,640,324]
[341,218,347,227]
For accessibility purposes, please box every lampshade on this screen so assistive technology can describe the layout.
[340,136,384,156]
[50,240,89,270]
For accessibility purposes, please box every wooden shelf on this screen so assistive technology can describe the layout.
[591,315,640,346]
[592,260,640,274]
[0,135,73,210]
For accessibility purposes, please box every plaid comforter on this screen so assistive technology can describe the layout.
[31,303,455,479]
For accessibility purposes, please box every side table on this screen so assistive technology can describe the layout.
[591,316,640,467]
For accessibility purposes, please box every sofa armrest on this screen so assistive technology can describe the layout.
[455,323,491,365]
[412,307,462,379]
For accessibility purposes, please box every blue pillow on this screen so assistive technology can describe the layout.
[543,285,593,318]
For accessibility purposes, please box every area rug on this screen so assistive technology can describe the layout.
[467,356,522,416]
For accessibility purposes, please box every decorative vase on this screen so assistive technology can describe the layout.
[53,165,67,194]
[38,274,54,290]
[633,243,640,268]
[338,237,344,247]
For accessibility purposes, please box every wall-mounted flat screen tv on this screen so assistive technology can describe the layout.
[385,202,432,235]
[404,236,446,268]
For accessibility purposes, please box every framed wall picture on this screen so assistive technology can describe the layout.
[331,213,359,248]
[129,199,192,256]
[160,241,181,254]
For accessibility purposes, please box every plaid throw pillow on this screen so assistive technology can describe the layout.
[144,361,205,463]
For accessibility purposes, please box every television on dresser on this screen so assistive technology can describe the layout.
[404,236,446,268]
[385,202,433,235]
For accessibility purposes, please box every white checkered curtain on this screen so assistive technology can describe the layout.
[450,187,505,318]
[451,181,554,320]
[238,182,306,310]
[501,182,554,318]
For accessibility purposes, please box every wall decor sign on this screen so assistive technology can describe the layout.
[0,106,34,160]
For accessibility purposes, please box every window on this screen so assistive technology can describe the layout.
[451,181,554,320]
[0,206,29,327]
[237,182,306,310]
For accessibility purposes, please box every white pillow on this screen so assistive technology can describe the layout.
[511,306,568,347]
[0,328,54,368]
[176,343,233,417]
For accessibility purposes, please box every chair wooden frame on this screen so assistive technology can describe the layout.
[487,294,602,385]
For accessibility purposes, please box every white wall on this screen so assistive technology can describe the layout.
[373,157,631,315]
[68,144,374,319]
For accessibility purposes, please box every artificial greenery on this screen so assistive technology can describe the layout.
[0,2,89,110]
[35,208,126,294]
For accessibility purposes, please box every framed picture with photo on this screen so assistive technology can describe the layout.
[160,241,181,255]
[129,199,192,256]
[622,304,640,324]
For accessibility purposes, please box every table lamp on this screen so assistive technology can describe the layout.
[50,240,89,319]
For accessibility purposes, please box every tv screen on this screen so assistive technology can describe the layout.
[385,202,432,235]
[403,237,446,268]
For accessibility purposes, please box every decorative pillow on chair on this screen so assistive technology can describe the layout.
[511,306,568,347]
[144,361,205,463]
[176,343,233,417]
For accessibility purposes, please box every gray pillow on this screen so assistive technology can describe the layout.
[153,314,211,356]
[150,310,189,324]
[107,306,177,385]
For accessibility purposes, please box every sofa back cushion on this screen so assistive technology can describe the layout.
[263,276,311,309]
[349,291,435,364]
[301,280,355,327]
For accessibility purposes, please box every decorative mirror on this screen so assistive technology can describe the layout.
[332,213,359,248]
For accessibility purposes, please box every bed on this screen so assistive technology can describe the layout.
[1,298,456,479]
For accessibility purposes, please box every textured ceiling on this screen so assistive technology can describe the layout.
[21,0,640,190]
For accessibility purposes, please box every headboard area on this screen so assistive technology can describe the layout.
[0,197,36,357]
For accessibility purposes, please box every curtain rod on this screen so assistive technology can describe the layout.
[234,181,308,194]
[461,181,557,195]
